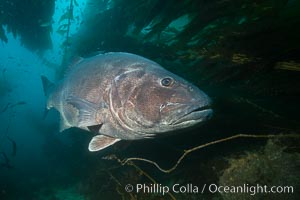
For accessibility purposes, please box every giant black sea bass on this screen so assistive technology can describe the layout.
[42,52,213,152]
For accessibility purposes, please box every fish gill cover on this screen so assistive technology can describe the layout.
[0,0,299,200]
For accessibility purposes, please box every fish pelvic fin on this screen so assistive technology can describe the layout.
[88,135,120,152]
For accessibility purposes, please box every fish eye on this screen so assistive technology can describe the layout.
[161,77,174,87]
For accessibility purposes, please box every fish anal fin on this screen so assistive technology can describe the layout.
[88,135,120,152]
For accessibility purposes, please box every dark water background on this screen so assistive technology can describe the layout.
[0,0,299,199]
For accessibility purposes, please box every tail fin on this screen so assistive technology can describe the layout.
[41,75,54,97]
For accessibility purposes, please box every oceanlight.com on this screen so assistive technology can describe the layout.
[124,183,294,196]
[208,184,294,196]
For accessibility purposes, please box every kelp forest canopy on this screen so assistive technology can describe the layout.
[0,0,55,51]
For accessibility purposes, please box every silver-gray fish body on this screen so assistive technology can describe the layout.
[46,52,212,151]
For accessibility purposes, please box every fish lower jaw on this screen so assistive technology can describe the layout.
[171,118,204,127]
[170,108,213,126]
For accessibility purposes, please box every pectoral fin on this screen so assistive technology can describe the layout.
[66,96,103,127]
[88,135,121,152]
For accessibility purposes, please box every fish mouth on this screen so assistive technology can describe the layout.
[170,104,213,125]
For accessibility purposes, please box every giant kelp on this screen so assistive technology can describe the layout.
[70,0,300,94]
[0,0,55,51]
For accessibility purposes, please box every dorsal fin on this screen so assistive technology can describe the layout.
[63,56,84,76]
[85,51,106,58]
[69,56,84,67]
